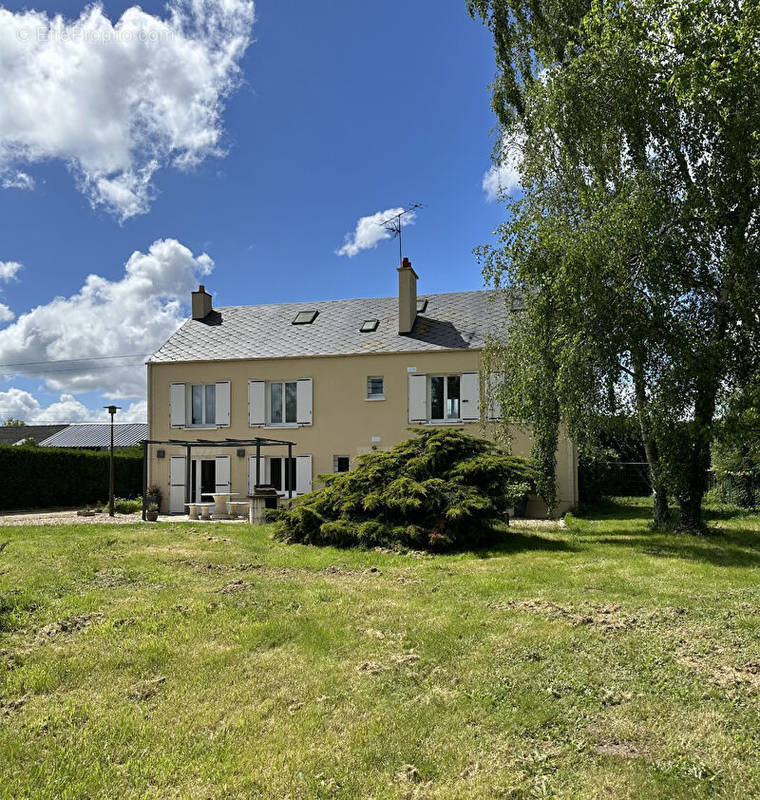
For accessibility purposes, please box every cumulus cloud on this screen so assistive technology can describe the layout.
[0,238,213,398]
[0,388,149,423]
[0,261,22,282]
[0,304,14,324]
[0,0,255,221]
[336,207,416,258]
[1,171,34,190]
[482,133,524,201]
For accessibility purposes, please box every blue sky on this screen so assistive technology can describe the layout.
[0,0,513,422]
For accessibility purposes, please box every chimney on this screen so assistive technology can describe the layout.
[397,257,418,334]
[191,285,212,320]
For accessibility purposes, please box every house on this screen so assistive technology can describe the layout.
[146,260,578,515]
[0,424,67,446]
[38,423,148,450]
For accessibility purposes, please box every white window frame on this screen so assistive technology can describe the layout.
[366,376,385,401]
[429,374,462,423]
[188,383,217,427]
[268,380,299,426]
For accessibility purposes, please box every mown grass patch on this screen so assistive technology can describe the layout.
[1,500,759,798]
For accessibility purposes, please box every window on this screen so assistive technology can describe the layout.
[270,457,296,492]
[269,381,298,424]
[191,384,216,425]
[367,376,384,399]
[417,298,428,313]
[292,310,318,325]
[430,375,460,421]
[360,319,379,332]
[333,455,350,473]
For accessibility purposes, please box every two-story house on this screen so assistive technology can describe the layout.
[146,259,578,516]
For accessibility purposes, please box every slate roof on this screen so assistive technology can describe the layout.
[149,290,511,364]
[39,423,148,449]
[0,425,67,446]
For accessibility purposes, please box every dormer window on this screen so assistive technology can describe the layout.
[292,310,318,325]
[359,319,379,333]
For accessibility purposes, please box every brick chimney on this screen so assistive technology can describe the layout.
[191,285,212,320]
[397,258,418,334]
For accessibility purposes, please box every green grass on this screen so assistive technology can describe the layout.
[1,499,760,799]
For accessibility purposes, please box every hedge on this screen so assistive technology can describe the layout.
[0,445,143,511]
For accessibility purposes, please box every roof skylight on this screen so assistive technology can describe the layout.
[292,310,319,325]
[359,319,379,333]
[416,299,428,313]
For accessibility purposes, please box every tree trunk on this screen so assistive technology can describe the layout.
[678,386,716,533]
[631,350,669,528]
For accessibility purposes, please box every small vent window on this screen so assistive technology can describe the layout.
[293,310,319,325]
[417,299,428,313]
[359,319,379,333]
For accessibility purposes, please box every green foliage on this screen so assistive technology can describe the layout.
[3,417,26,427]
[0,445,142,510]
[471,0,760,531]
[274,429,536,551]
[113,497,142,514]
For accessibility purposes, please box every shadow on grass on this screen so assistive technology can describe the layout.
[468,530,577,559]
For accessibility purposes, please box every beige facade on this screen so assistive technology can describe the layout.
[147,347,578,516]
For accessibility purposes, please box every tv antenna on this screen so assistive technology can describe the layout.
[379,203,423,266]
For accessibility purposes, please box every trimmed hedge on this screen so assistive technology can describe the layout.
[0,445,143,510]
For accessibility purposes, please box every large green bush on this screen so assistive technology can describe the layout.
[274,429,536,551]
[0,445,143,510]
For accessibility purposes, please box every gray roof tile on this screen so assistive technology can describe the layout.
[149,290,509,364]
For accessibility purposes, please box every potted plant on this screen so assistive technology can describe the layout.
[146,484,162,507]
[145,502,159,522]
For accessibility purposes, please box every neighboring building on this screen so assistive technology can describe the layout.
[146,261,578,515]
[38,423,148,450]
[0,424,67,446]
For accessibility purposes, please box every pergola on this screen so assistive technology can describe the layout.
[139,436,297,520]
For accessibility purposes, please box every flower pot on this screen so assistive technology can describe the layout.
[146,511,159,522]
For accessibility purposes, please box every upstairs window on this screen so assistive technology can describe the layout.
[191,384,216,426]
[367,376,384,400]
[270,381,298,424]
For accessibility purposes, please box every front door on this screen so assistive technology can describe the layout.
[192,459,216,503]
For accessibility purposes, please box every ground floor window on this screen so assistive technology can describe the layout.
[430,375,461,420]
[333,455,350,473]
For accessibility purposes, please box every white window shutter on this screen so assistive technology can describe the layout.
[408,374,427,423]
[169,456,186,513]
[248,380,266,426]
[215,381,231,427]
[461,372,480,421]
[215,456,231,492]
[296,455,312,494]
[296,378,313,425]
[248,456,267,492]
[169,383,186,428]
[486,372,505,421]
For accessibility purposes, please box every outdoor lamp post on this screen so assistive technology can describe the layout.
[104,405,121,517]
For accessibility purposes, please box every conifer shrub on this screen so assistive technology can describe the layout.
[273,429,536,551]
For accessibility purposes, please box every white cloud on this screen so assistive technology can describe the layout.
[1,171,34,190]
[0,261,22,282]
[0,388,148,423]
[0,304,14,324]
[0,238,213,398]
[0,0,255,221]
[336,207,416,258]
[482,133,524,201]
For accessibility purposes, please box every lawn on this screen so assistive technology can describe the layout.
[2,500,760,799]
